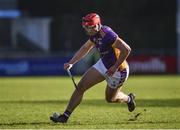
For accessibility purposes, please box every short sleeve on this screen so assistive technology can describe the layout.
[102,29,118,45]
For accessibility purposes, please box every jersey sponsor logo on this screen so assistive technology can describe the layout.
[97,38,102,41]
[98,41,103,45]
[93,37,102,44]
[100,51,108,55]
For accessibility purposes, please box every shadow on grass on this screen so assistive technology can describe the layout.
[0,99,180,107]
[0,120,179,127]
[0,122,51,126]
[69,120,180,125]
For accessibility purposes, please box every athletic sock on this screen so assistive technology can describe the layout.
[63,110,72,118]
[127,96,131,103]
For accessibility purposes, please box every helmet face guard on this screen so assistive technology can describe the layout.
[82,24,100,35]
[82,13,101,35]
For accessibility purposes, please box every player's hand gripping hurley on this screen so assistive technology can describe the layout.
[66,64,77,89]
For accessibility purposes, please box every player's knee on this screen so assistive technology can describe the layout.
[76,82,86,94]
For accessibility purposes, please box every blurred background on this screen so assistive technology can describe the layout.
[0,0,179,76]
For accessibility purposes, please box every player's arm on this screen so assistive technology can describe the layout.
[106,37,131,76]
[64,39,95,69]
[113,37,131,68]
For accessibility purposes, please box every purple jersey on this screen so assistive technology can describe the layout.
[90,25,128,70]
[90,26,118,69]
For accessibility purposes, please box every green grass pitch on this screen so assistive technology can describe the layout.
[0,75,180,129]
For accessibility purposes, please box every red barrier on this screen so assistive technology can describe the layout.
[127,56,177,74]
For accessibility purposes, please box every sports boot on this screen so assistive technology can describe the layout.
[50,113,68,123]
[127,93,136,112]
